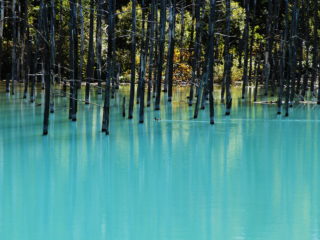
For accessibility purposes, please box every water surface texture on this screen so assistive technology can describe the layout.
[0,84,320,240]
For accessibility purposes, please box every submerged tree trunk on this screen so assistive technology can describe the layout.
[96,0,102,94]
[78,0,85,90]
[277,33,286,115]
[102,0,115,134]
[128,0,137,119]
[49,0,55,113]
[166,0,176,102]
[139,0,147,123]
[311,0,318,96]
[42,1,52,135]
[289,0,298,107]
[22,0,30,99]
[154,0,166,110]
[85,0,95,104]
[69,0,78,121]
[188,0,198,106]
[224,0,232,115]
[0,0,4,81]
[315,0,320,104]
[147,0,155,107]
[11,0,17,95]
[241,0,250,99]
[206,0,216,124]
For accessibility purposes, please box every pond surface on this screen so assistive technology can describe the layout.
[0,83,320,240]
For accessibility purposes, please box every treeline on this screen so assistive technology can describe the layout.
[0,0,319,134]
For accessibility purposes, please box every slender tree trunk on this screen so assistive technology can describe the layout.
[128,0,137,119]
[206,0,216,124]
[315,0,320,103]
[69,0,78,121]
[311,0,318,95]
[137,0,147,104]
[85,0,95,104]
[166,0,176,102]
[139,0,147,123]
[188,0,195,107]
[289,0,298,107]
[147,0,155,107]
[49,0,56,113]
[102,0,115,134]
[241,0,250,99]
[11,0,17,95]
[42,1,52,135]
[263,0,272,97]
[179,0,185,63]
[224,0,232,115]
[111,13,117,99]
[188,0,198,106]
[78,0,85,90]
[154,0,166,110]
[302,44,310,99]
[22,0,30,99]
[58,0,65,94]
[153,3,159,99]
[301,0,310,99]
[277,33,286,115]
[96,0,102,94]
[253,57,260,102]
[283,0,290,116]
[0,0,4,81]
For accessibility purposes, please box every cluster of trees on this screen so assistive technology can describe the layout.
[0,0,320,135]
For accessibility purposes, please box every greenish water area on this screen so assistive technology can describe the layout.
[0,83,320,240]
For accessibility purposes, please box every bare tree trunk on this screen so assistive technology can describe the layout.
[11,0,17,95]
[102,0,115,134]
[22,0,30,99]
[224,0,232,115]
[206,0,216,124]
[139,0,148,123]
[179,0,185,63]
[137,0,147,104]
[78,0,85,90]
[147,0,155,107]
[85,0,95,104]
[288,0,298,108]
[301,0,310,100]
[188,2,195,106]
[42,0,52,135]
[96,0,102,94]
[154,0,166,110]
[69,0,78,121]
[241,0,250,99]
[49,0,56,113]
[153,3,159,99]
[311,0,318,95]
[283,0,290,116]
[128,0,137,119]
[166,0,176,102]
[0,0,4,81]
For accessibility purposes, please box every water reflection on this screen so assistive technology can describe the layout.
[0,85,320,240]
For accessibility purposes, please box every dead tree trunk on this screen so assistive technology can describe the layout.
[85,0,95,104]
[102,0,115,134]
[154,0,166,110]
[128,0,137,119]
[166,0,176,102]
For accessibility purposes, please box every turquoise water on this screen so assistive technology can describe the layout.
[0,83,320,240]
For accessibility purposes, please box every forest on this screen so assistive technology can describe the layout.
[1,2,320,238]
[0,0,319,134]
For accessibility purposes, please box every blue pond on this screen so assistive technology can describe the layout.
[0,83,320,240]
